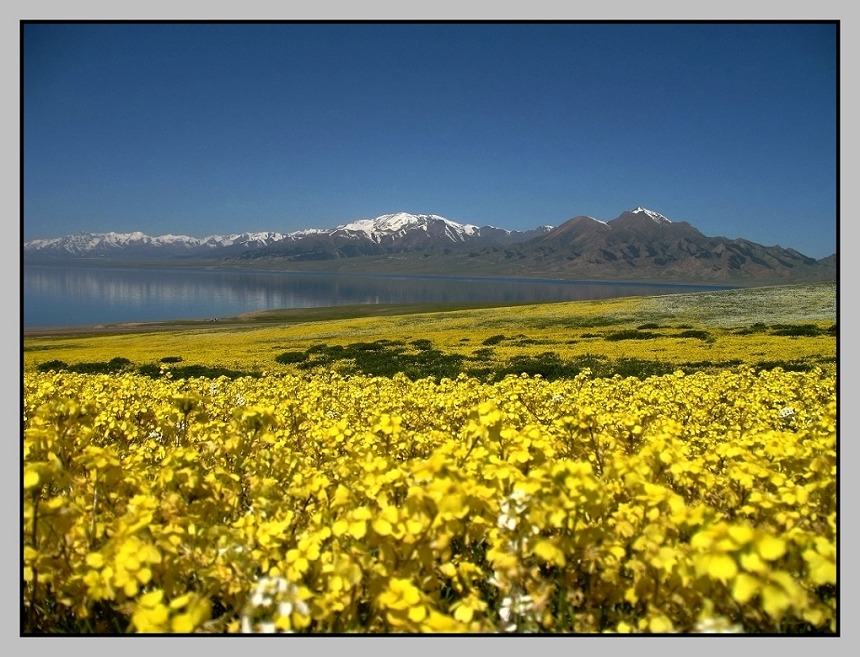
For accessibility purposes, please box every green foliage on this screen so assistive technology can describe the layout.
[734,322,769,335]
[610,358,676,379]
[497,352,578,379]
[755,360,814,373]
[138,363,260,379]
[167,365,261,379]
[43,357,135,375]
[482,334,506,346]
[352,348,464,382]
[159,356,183,363]
[293,342,464,382]
[681,359,744,372]
[604,329,662,341]
[770,324,826,337]
[675,330,715,343]
[136,364,162,378]
[36,359,68,372]
[275,351,309,365]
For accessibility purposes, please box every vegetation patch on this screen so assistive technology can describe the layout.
[489,353,677,381]
[36,359,70,372]
[352,349,463,381]
[482,334,506,346]
[604,329,662,341]
[609,358,677,379]
[755,360,815,373]
[674,329,715,343]
[147,364,260,379]
[733,322,769,335]
[680,359,744,372]
[495,352,580,379]
[275,351,309,365]
[290,342,464,382]
[769,324,827,337]
[37,357,135,375]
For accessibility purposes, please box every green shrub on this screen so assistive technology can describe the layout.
[36,359,68,372]
[770,324,824,337]
[352,349,463,382]
[136,364,163,378]
[64,358,134,375]
[604,330,662,341]
[734,322,769,335]
[755,360,814,373]
[675,330,714,342]
[497,352,578,379]
[139,364,260,379]
[275,351,309,365]
[611,359,676,379]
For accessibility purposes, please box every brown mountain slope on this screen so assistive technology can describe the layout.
[510,208,834,283]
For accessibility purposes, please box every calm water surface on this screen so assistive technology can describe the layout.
[23,264,731,329]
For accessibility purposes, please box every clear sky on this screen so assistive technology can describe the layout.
[22,21,838,258]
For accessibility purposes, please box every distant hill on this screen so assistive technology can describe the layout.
[508,208,835,283]
[24,208,836,284]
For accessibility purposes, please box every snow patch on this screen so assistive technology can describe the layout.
[631,207,672,224]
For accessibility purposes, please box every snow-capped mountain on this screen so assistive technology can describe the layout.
[23,230,289,257]
[629,206,672,224]
[21,208,835,284]
[331,212,480,243]
[23,212,547,258]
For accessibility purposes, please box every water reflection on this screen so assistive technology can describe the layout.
[23,264,730,328]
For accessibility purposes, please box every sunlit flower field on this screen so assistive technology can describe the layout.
[22,282,837,634]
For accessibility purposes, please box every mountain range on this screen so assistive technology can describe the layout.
[23,208,836,284]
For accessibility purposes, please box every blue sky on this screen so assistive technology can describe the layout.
[22,22,838,258]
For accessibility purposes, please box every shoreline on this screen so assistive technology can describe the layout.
[23,279,833,340]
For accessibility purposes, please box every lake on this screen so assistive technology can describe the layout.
[22,264,733,329]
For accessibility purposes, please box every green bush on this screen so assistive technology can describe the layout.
[352,349,463,382]
[675,330,714,342]
[604,330,662,341]
[36,359,68,372]
[770,324,824,337]
[139,364,260,379]
[275,351,309,365]
[60,358,134,375]
[755,360,814,373]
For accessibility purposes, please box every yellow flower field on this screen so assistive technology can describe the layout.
[22,282,837,634]
[23,282,835,377]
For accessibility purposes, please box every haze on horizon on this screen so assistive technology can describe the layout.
[23,22,838,259]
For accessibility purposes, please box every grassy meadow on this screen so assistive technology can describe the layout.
[22,280,837,634]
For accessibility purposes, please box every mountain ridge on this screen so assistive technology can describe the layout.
[24,209,836,284]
